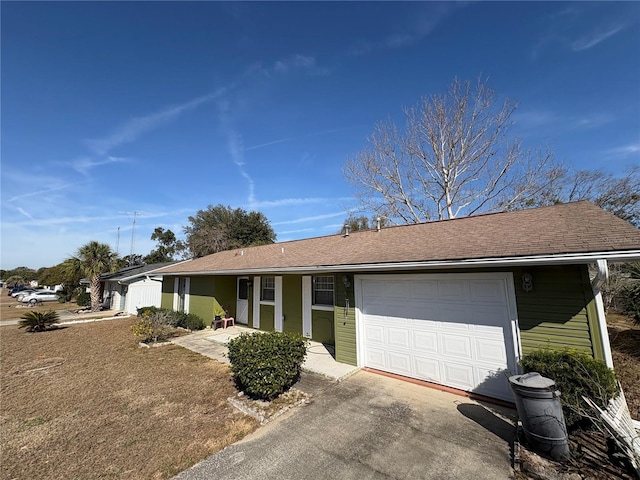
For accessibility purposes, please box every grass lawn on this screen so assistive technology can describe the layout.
[0,317,258,479]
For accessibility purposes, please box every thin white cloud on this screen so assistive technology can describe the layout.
[71,155,129,176]
[272,211,350,226]
[606,143,640,157]
[349,3,460,56]
[571,24,626,51]
[247,197,338,209]
[8,182,76,203]
[87,89,227,155]
[15,206,34,220]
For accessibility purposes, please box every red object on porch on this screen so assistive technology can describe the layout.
[222,317,235,328]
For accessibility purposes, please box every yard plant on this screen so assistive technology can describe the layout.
[132,308,205,343]
[227,331,308,401]
[18,310,60,332]
[520,348,618,429]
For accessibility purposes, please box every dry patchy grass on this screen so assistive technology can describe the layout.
[0,317,258,479]
[607,312,640,420]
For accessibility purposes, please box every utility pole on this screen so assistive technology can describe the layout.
[115,226,120,256]
[119,211,143,266]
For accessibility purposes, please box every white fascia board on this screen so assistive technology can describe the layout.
[158,250,640,276]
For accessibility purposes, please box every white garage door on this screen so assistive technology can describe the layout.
[125,281,162,314]
[359,273,519,401]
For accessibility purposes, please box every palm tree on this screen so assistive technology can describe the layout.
[19,310,60,332]
[64,241,119,312]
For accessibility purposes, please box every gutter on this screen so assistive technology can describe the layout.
[157,250,640,276]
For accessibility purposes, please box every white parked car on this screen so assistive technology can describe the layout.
[20,290,60,304]
[11,288,35,298]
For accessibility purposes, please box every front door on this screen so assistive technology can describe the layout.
[236,277,249,324]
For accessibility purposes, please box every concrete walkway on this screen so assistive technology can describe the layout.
[171,325,360,381]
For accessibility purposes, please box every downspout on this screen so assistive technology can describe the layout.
[591,259,614,368]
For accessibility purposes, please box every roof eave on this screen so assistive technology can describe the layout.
[158,249,640,276]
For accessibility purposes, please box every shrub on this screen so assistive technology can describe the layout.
[19,310,60,332]
[76,291,90,307]
[227,332,308,401]
[137,306,160,317]
[180,313,205,330]
[135,307,205,331]
[520,348,619,429]
[131,309,178,343]
[621,283,640,325]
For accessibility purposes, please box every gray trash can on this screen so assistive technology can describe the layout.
[509,372,570,460]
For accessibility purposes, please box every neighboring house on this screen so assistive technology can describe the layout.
[92,263,175,314]
[155,202,640,402]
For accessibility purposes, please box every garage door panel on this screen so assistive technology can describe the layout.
[414,356,440,381]
[475,338,507,364]
[365,348,386,369]
[440,334,473,359]
[388,327,410,348]
[410,281,439,300]
[361,274,517,401]
[469,280,507,304]
[364,324,385,344]
[388,351,412,375]
[412,330,438,353]
[442,363,475,390]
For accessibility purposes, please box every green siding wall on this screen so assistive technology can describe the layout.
[282,275,303,335]
[511,265,596,358]
[334,274,357,365]
[189,276,215,326]
[213,277,236,318]
[260,304,275,331]
[161,279,173,309]
[312,310,334,345]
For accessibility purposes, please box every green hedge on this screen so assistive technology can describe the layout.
[227,332,308,401]
[520,348,618,429]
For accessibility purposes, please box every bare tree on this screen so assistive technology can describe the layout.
[344,77,558,223]
[522,165,640,226]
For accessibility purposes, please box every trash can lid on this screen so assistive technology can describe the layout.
[508,372,556,389]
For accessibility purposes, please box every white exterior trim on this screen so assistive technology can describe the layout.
[591,260,614,368]
[274,276,283,332]
[302,276,312,338]
[173,278,179,310]
[311,305,335,312]
[252,276,261,329]
[184,277,190,314]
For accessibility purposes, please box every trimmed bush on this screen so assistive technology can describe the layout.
[227,332,308,400]
[520,348,619,429]
[76,291,91,307]
[137,306,161,318]
[19,310,60,332]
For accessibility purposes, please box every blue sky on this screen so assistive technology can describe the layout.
[2,1,639,270]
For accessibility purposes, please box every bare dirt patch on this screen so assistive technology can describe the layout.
[0,317,258,479]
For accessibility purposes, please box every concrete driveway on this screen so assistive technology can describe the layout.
[174,371,516,480]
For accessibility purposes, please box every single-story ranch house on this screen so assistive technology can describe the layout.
[156,202,640,401]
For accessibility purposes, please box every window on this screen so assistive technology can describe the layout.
[261,276,275,302]
[313,276,334,306]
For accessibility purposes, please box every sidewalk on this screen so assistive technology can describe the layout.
[171,325,360,381]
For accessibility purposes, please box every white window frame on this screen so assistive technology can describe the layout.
[312,275,334,311]
[261,276,275,304]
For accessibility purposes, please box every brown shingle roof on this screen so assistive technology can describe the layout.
[159,202,640,275]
